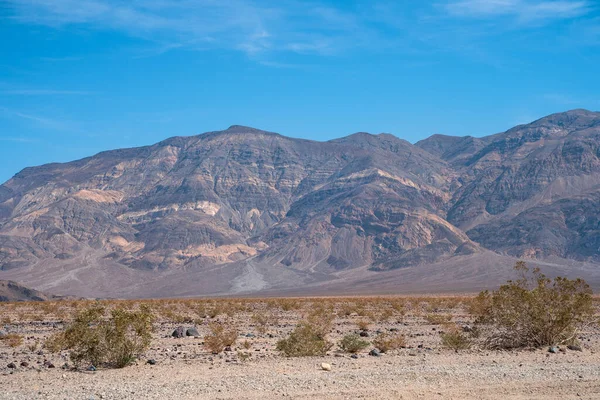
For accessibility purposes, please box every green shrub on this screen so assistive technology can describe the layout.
[46,305,154,368]
[276,322,333,357]
[472,262,594,349]
[338,334,369,353]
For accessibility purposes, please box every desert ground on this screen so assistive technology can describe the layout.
[1,296,600,399]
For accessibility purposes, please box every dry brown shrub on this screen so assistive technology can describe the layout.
[440,324,472,350]
[372,333,406,353]
[204,322,238,353]
[251,312,278,335]
[1,334,23,348]
[425,313,452,325]
[356,319,371,331]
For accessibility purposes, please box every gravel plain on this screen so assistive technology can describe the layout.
[1,297,600,399]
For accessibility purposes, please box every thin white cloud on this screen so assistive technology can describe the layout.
[4,0,360,57]
[444,0,591,23]
[0,106,73,131]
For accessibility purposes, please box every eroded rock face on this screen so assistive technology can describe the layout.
[417,109,600,261]
[1,109,599,280]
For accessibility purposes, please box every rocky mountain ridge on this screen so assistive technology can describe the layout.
[0,109,599,297]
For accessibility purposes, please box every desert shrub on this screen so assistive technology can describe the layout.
[0,333,23,348]
[356,319,371,331]
[28,341,39,352]
[276,321,333,357]
[237,351,251,362]
[372,333,406,353]
[473,262,594,349]
[305,305,335,337]
[440,325,472,350]
[339,302,357,316]
[204,322,238,353]
[377,308,394,322]
[278,299,301,311]
[390,300,406,317]
[45,305,154,368]
[338,334,369,353]
[425,313,452,325]
[251,312,278,335]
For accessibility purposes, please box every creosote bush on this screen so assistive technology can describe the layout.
[472,262,594,349]
[204,322,238,354]
[276,321,333,357]
[372,333,406,353]
[338,334,369,353]
[45,305,154,368]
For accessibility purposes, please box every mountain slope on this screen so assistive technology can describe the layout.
[1,110,600,297]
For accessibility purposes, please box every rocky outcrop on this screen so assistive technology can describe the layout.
[0,280,60,302]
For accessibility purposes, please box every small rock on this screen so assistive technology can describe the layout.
[350,354,358,359]
[359,331,369,338]
[172,327,185,338]
[147,359,156,365]
[321,363,331,371]
[369,349,381,357]
[568,345,582,352]
[44,361,55,369]
[462,325,473,333]
[7,362,16,369]
[389,328,399,332]
[548,346,559,354]
[0,330,7,338]
[19,361,28,367]
[245,333,255,338]
[224,346,232,352]
[408,352,417,356]
[87,365,96,371]
[186,327,200,337]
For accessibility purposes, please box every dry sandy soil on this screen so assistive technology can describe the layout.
[1,297,600,399]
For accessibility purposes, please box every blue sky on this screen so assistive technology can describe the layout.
[1,0,599,183]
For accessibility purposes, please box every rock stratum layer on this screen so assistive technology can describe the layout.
[1,109,599,297]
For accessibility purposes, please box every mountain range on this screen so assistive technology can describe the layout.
[1,109,599,298]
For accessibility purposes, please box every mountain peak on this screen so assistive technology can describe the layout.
[224,125,275,134]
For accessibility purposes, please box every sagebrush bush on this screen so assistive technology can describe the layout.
[472,262,594,349]
[45,305,154,368]
[372,333,406,353]
[276,322,333,357]
[204,322,238,353]
[338,334,369,353]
